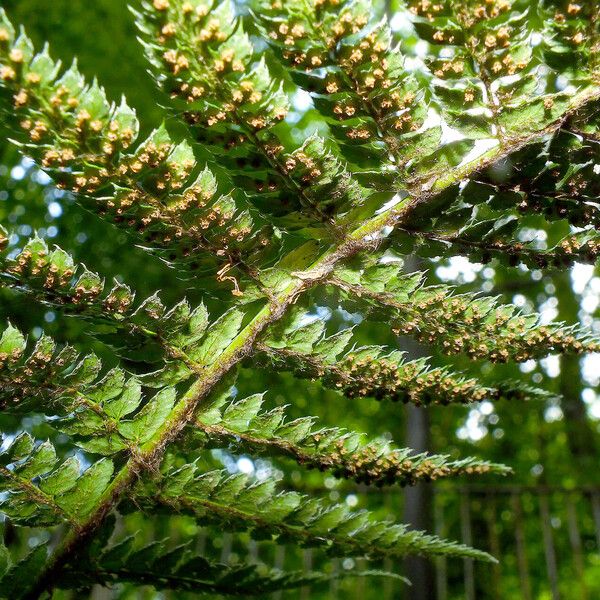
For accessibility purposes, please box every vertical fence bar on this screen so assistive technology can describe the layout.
[590,492,600,550]
[383,489,396,600]
[247,538,258,562]
[196,528,207,555]
[220,532,232,563]
[486,493,502,600]
[300,549,313,600]
[329,558,340,600]
[566,495,588,600]
[460,490,475,600]
[539,493,560,600]
[511,493,532,600]
[434,491,448,600]
[272,544,286,600]
[355,558,367,600]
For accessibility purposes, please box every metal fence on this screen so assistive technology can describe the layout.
[432,485,600,600]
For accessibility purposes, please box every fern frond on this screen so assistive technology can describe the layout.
[0,235,267,392]
[330,254,600,361]
[0,321,99,414]
[396,125,600,257]
[0,322,180,454]
[0,234,235,367]
[141,304,250,389]
[0,11,274,282]
[0,234,135,317]
[404,0,583,136]
[0,434,114,526]
[189,389,510,486]
[255,0,428,171]
[136,0,377,232]
[134,466,495,562]
[255,0,600,185]
[0,538,391,598]
[471,130,599,229]
[1,2,598,595]
[396,226,600,270]
[256,310,549,405]
[542,1,600,79]
[61,541,355,596]
[0,542,48,599]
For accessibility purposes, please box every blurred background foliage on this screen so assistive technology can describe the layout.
[1,0,599,598]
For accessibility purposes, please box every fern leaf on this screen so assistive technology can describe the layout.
[0,238,256,375]
[256,0,429,170]
[136,0,376,232]
[255,0,600,187]
[0,539,395,598]
[396,226,600,270]
[257,310,550,405]
[190,388,509,486]
[394,123,600,267]
[0,543,48,599]
[0,10,274,282]
[0,322,183,454]
[135,466,495,562]
[0,435,114,526]
[330,253,600,361]
[1,3,598,595]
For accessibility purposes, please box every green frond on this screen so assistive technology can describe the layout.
[394,123,600,268]
[0,1,598,595]
[470,129,599,230]
[189,388,510,486]
[396,226,600,270]
[0,10,274,282]
[255,0,429,171]
[255,0,600,186]
[256,309,550,405]
[0,542,48,599]
[142,304,249,387]
[401,0,599,140]
[330,253,600,361]
[0,236,263,381]
[0,321,98,414]
[0,235,231,362]
[539,1,599,80]
[0,434,114,526]
[0,537,399,599]
[0,322,180,454]
[61,540,346,596]
[136,0,380,233]
[134,465,496,562]
[0,234,134,316]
